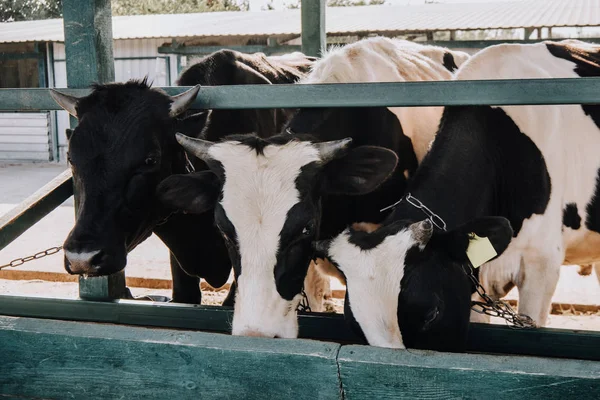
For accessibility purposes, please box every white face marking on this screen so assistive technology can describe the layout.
[209,140,320,338]
[65,250,101,272]
[328,227,417,349]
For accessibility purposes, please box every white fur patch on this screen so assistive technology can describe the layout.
[65,250,101,272]
[328,228,417,349]
[209,140,320,338]
[454,41,600,325]
[302,37,469,162]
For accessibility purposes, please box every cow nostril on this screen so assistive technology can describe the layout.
[64,249,104,274]
[89,250,105,267]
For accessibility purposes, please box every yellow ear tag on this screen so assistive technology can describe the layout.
[466,233,497,268]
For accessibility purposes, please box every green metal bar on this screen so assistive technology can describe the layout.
[34,43,47,89]
[0,295,598,361]
[158,44,303,55]
[5,78,600,111]
[0,170,73,251]
[301,0,326,57]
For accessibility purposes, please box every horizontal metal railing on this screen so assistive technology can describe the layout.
[1,78,600,111]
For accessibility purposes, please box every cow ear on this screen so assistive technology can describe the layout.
[176,112,209,138]
[438,217,513,265]
[320,146,398,195]
[156,171,220,214]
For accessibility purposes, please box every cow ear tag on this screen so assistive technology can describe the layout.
[466,233,497,268]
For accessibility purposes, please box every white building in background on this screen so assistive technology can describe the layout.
[0,0,598,162]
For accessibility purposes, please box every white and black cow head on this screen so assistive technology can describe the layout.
[51,79,204,276]
[157,133,398,338]
[314,216,513,351]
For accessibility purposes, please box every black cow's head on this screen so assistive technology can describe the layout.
[313,216,513,351]
[50,79,204,276]
[157,132,398,338]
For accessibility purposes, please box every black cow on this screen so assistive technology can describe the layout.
[49,49,314,304]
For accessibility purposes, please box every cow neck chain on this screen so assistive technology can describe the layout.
[383,193,535,329]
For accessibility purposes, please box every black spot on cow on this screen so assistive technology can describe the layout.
[442,52,459,72]
[586,171,600,233]
[178,49,315,141]
[546,42,600,127]
[393,105,551,236]
[563,203,582,229]
[546,42,600,234]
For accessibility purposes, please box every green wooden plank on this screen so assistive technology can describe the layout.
[0,316,342,400]
[158,44,303,55]
[338,345,600,400]
[0,295,599,361]
[468,322,600,361]
[62,0,115,87]
[0,169,72,251]
[301,0,326,58]
[78,271,130,301]
[5,78,600,111]
[62,0,120,301]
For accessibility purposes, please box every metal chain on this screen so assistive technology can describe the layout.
[462,264,536,328]
[383,193,536,328]
[381,193,447,231]
[297,288,312,313]
[0,246,63,271]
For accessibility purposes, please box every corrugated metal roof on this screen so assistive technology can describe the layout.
[1,0,599,44]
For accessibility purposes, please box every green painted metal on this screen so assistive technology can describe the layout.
[0,170,73,251]
[34,42,47,89]
[0,295,598,361]
[4,78,600,111]
[338,345,600,399]
[301,0,326,57]
[62,0,123,301]
[0,316,342,400]
[78,271,130,301]
[158,44,303,56]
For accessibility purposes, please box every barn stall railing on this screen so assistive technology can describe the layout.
[1,80,600,398]
[1,79,600,360]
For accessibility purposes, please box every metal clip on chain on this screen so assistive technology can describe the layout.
[297,288,312,313]
[0,246,63,270]
[463,264,536,329]
[382,192,535,329]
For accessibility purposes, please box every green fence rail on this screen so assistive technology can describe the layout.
[2,78,600,112]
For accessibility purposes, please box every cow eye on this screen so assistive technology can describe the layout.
[302,222,314,236]
[145,157,157,166]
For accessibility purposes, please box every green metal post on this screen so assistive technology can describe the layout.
[301,0,326,58]
[61,0,126,301]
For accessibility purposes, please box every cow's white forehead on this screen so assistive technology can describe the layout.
[208,140,321,338]
[328,228,416,349]
[329,228,415,279]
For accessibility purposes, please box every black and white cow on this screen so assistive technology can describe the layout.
[157,38,469,337]
[49,49,314,304]
[313,40,600,351]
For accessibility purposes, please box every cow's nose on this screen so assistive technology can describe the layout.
[64,249,103,275]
